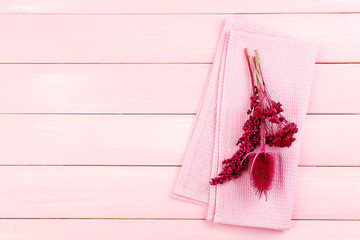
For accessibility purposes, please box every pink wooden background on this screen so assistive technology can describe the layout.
[0,1,360,239]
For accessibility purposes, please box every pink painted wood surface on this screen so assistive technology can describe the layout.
[1,0,359,236]
[0,166,358,219]
[2,0,359,13]
[0,115,358,166]
[0,15,359,63]
[0,220,359,240]
[0,64,358,114]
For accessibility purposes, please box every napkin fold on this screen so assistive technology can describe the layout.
[171,16,319,230]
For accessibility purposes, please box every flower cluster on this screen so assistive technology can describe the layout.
[209,95,261,185]
[209,48,298,199]
[266,122,298,147]
[254,95,298,148]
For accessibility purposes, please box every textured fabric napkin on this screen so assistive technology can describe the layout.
[171,16,319,230]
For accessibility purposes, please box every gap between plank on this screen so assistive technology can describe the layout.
[0,112,360,116]
[0,12,360,15]
[0,165,357,167]
[0,62,358,64]
[0,113,358,115]
[0,217,358,221]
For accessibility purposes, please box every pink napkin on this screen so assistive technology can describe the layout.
[171,16,319,230]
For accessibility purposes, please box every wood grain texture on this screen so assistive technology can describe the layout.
[0,219,359,240]
[0,64,358,114]
[1,0,359,235]
[1,0,359,13]
[0,115,358,166]
[0,166,359,219]
[0,14,359,63]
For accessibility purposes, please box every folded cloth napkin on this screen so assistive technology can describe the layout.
[171,16,319,230]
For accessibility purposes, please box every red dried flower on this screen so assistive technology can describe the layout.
[249,152,276,200]
[209,48,297,200]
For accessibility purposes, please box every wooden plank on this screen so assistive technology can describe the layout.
[0,166,358,219]
[0,115,191,166]
[0,219,359,240]
[0,64,358,114]
[0,115,358,166]
[308,64,360,114]
[0,64,205,114]
[1,0,359,13]
[0,14,359,63]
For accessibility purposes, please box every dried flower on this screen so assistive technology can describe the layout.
[209,48,298,200]
[249,152,276,200]
[209,113,261,185]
